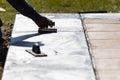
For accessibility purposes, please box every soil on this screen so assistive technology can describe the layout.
[0,67,2,80]
[0,23,13,80]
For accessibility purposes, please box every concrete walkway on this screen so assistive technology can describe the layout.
[82,13,120,80]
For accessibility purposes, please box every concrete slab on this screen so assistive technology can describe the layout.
[81,13,120,19]
[90,40,120,49]
[92,49,120,58]
[95,59,120,70]
[87,32,120,40]
[82,13,120,80]
[13,14,83,32]
[3,32,94,80]
[83,18,120,24]
[3,46,94,80]
[98,70,120,80]
[2,14,96,80]
[40,13,80,19]
[10,32,88,49]
[85,24,120,32]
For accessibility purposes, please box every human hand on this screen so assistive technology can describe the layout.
[35,16,55,29]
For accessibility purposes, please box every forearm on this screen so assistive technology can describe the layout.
[7,0,42,22]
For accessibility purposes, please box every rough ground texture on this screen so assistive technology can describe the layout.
[0,68,2,80]
[0,22,13,80]
[0,47,8,80]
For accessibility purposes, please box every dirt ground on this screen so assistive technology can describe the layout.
[0,67,3,80]
[0,23,13,80]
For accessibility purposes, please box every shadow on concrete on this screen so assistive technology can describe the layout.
[10,33,44,47]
